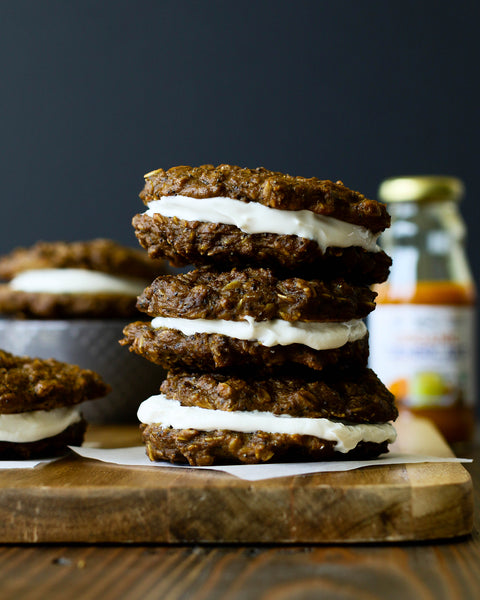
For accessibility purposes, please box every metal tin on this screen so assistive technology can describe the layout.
[0,318,164,424]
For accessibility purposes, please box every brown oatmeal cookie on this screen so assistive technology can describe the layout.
[0,238,163,281]
[120,322,369,372]
[0,349,110,413]
[140,165,390,232]
[132,213,391,283]
[137,267,377,322]
[0,286,146,319]
[160,368,397,424]
[140,425,390,465]
[0,420,87,459]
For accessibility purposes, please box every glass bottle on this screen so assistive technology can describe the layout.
[368,175,476,443]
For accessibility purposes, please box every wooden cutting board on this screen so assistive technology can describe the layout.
[0,415,473,544]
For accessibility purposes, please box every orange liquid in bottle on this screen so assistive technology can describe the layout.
[374,281,476,443]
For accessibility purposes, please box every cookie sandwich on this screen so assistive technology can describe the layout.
[122,266,374,372]
[0,349,110,459]
[133,164,391,283]
[0,239,164,318]
[139,369,397,465]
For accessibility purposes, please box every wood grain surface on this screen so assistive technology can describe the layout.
[0,416,473,544]
[0,479,479,600]
[0,542,478,600]
[0,433,478,600]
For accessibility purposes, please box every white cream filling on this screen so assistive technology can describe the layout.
[145,195,381,252]
[137,395,397,453]
[9,268,147,296]
[0,406,82,443]
[150,316,367,351]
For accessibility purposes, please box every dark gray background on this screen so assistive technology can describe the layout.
[1,0,478,417]
[1,2,478,275]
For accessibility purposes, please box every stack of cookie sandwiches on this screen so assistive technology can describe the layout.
[122,164,398,465]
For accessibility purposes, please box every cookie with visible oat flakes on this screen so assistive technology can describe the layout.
[0,349,110,459]
[133,165,391,282]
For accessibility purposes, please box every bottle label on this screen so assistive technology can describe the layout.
[368,305,476,408]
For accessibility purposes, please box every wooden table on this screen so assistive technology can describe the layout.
[0,430,478,599]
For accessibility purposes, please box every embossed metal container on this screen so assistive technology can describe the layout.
[0,319,164,423]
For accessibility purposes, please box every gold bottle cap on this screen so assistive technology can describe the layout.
[378,175,464,203]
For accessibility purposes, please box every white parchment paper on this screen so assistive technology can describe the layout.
[67,445,472,481]
[0,457,61,470]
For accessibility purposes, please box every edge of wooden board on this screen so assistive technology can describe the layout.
[0,416,473,544]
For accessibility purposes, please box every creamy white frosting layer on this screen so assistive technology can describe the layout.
[145,195,381,252]
[137,395,397,453]
[10,268,147,296]
[150,315,367,350]
[0,406,82,443]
